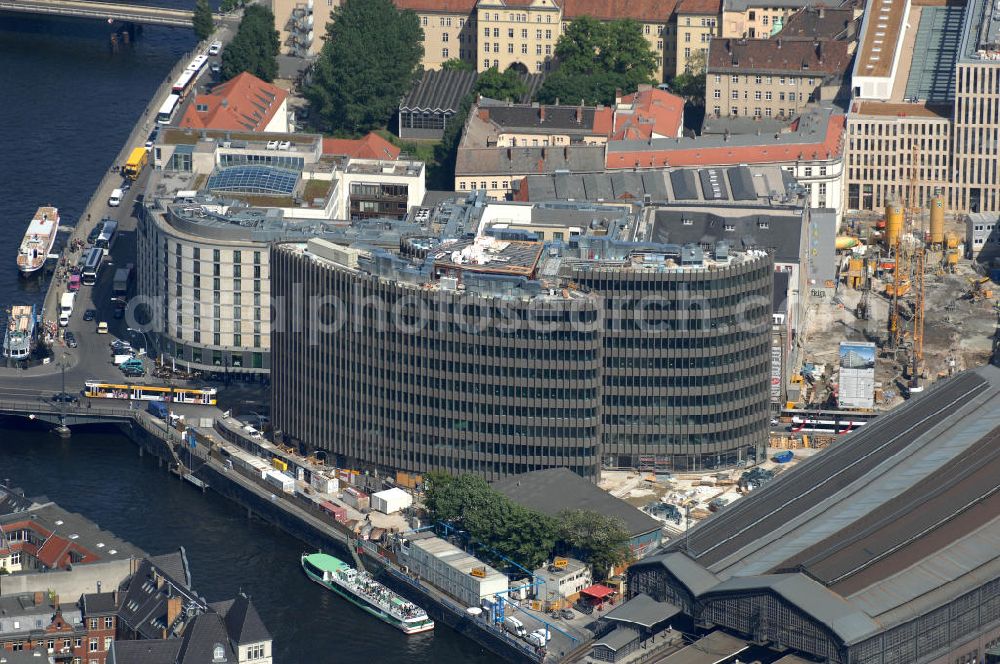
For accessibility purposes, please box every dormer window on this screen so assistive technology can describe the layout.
[213,644,226,662]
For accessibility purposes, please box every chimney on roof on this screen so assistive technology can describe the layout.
[34,591,43,606]
[540,105,546,122]
[576,105,583,124]
[479,108,490,121]
[615,88,623,105]
[777,38,782,49]
[819,6,825,18]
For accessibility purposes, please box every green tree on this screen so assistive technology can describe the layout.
[557,510,631,579]
[219,0,243,13]
[441,58,475,71]
[192,0,214,41]
[424,473,558,570]
[537,16,657,106]
[670,49,706,104]
[475,66,528,102]
[308,0,424,133]
[220,5,279,82]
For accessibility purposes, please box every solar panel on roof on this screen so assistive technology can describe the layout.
[207,166,299,195]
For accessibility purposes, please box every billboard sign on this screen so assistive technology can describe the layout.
[838,341,876,409]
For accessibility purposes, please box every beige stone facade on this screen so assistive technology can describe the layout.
[475,0,562,73]
[708,71,817,119]
[404,1,479,70]
[953,61,1000,213]
[270,0,338,57]
[844,107,952,213]
[674,0,721,76]
[721,4,798,39]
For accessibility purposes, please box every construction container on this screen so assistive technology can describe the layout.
[310,472,339,494]
[342,487,369,511]
[272,457,288,472]
[395,471,423,490]
[320,501,347,522]
[885,200,904,248]
[929,191,945,245]
[264,469,294,493]
[371,487,413,514]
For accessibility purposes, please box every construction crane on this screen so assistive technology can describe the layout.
[909,142,926,389]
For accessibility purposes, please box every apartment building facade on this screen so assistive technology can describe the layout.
[706,38,850,119]
[674,0,721,75]
[398,0,479,70]
[721,0,819,39]
[269,0,336,57]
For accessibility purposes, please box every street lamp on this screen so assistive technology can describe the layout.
[127,327,152,357]
[54,352,71,438]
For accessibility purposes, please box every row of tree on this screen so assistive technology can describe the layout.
[424,473,632,577]
[219,5,280,83]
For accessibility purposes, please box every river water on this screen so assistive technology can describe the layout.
[0,13,499,664]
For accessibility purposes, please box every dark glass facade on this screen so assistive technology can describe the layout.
[571,257,774,471]
[271,245,605,480]
[271,245,773,479]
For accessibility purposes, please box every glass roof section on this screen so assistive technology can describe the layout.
[207,165,299,195]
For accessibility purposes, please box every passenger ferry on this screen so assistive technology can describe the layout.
[2,305,37,359]
[17,206,59,275]
[301,552,434,635]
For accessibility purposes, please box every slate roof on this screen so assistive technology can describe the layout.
[109,640,181,664]
[117,551,205,641]
[594,626,640,651]
[708,38,850,76]
[653,365,1000,644]
[0,484,34,516]
[492,468,662,539]
[778,6,855,41]
[212,593,271,646]
[82,592,119,616]
[400,69,477,114]
[650,208,804,263]
[602,593,681,628]
[456,144,606,177]
[175,612,237,664]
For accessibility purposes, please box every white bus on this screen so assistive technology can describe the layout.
[171,69,196,98]
[96,219,118,256]
[156,94,181,125]
[186,54,209,73]
[81,246,104,286]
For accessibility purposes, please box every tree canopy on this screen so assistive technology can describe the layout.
[307,0,424,134]
[441,58,475,71]
[192,0,214,41]
[537,17,657,106]
[220,5,279,82]
[670,49,706,104]
[425,473,633,578]
[557,510,631,579]
[475,66,528,102]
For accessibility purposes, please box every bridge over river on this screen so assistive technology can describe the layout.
[0,0,193,27]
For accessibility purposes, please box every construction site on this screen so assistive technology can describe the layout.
[797,188,1000,414]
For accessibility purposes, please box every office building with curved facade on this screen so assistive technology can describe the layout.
[271,198,775,479]
[136,129,425,375]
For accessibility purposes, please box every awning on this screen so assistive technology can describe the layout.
[581,584,615,600]
[603,593,681,628]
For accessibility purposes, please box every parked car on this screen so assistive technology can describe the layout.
[208,40,222,55]
[64,331,77,348]
[52,392,77,403]
[559,608,574,620]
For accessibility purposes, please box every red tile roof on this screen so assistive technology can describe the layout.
[562,0,676,21]
[592,107,614,135]
[393,0,477,12]
[177,72,287,133]
[322,133,402,160]
[676,0,720,14]
[606,113,844,169]
[612,88,685,141]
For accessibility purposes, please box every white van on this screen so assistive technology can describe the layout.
[59,292,75,327]
[208,40,222,55]
[108,188,123,207]
[503,616,526,638]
